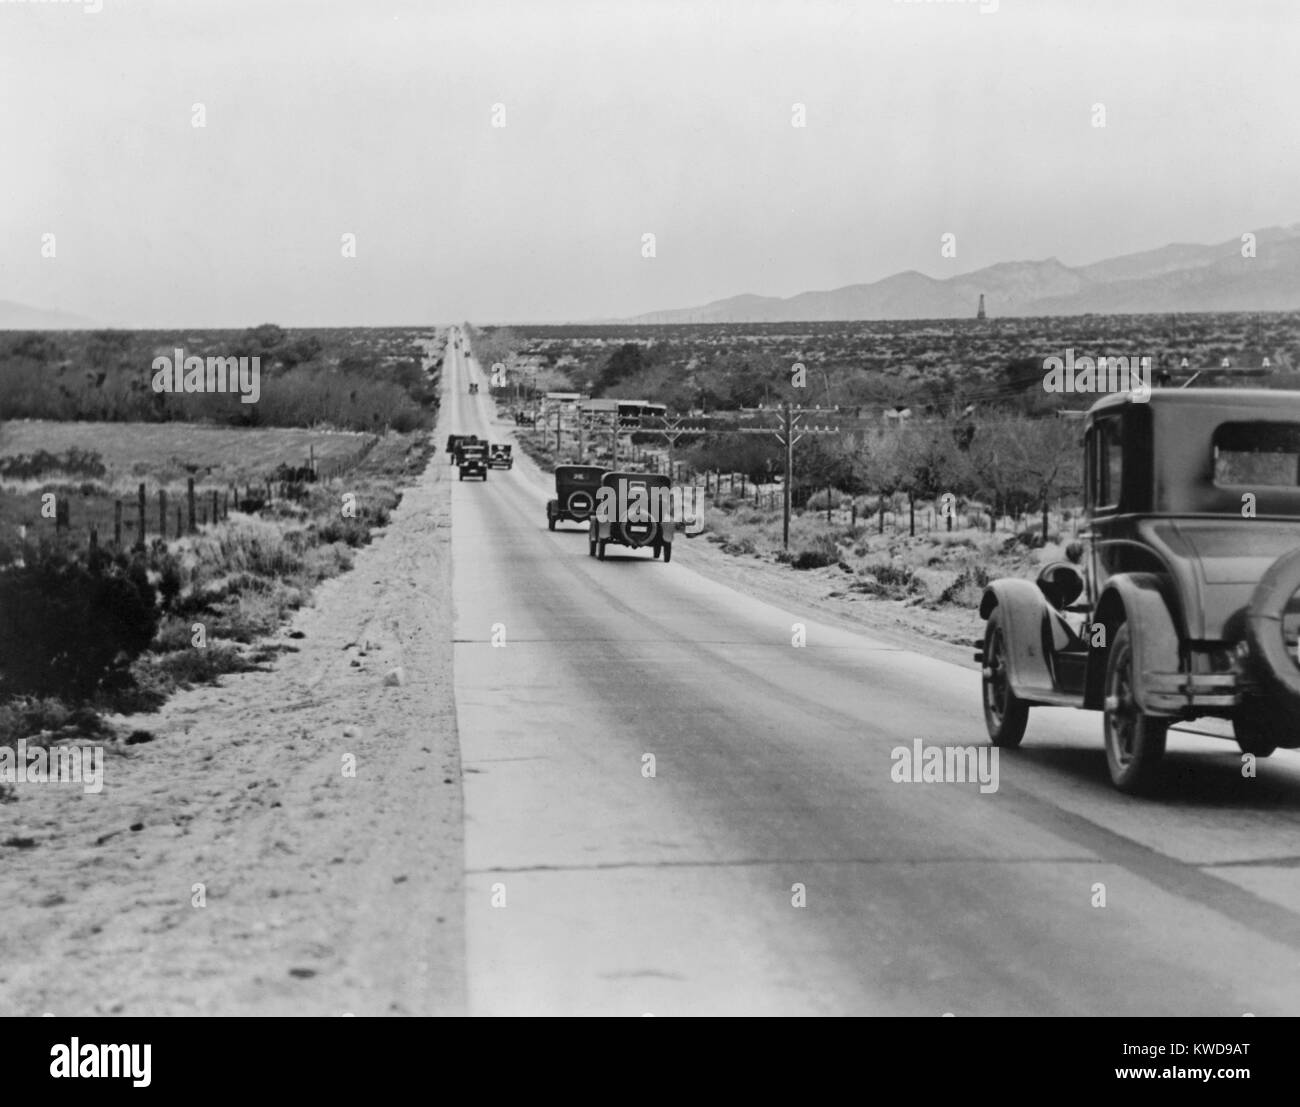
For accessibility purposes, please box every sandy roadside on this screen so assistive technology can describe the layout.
[0,430,465,1017]
[672,530,988,669]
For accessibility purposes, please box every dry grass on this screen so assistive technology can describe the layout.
[0,420,375,486]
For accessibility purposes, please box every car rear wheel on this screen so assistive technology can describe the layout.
[1234,709,1279,757]
[981,607,1028,748]
[597,540,606,561]
[1103,623,1168,793]
[663,542,672,563]
[587,528,596,557]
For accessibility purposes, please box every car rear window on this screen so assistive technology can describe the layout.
[1213,422,1300,487]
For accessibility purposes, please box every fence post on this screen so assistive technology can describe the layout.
[55,497,69,535]
[114,499,123,547]
[89,526,98,557]
[137,484,146,549]
[159,489,167,539]
[188,478,197,534]
[212,490,219,525]
[176,504,182,538]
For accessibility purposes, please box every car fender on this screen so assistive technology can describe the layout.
[978,580,1054,700]
[1085,573,1180,712]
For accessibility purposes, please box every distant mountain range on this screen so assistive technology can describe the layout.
[0,300,97,330]
[625,225,1300,324]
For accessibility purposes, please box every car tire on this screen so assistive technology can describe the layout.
[1233,709,1279,758]
[981,606,1028,748]
[663,542,672,563]
[587,529,596,557]
[652,542,662,559]
[549,516,556,531]
[597,540,606,561]
[1103,623,1168,794]
[458,471,464,481]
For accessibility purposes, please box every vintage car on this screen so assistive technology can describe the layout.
[588,470,678,562]
[449,434,480,465]
[468,381,479,394]
[457,442,488,481]
[977,388,1300,793]
[547,464,606,530]
[488,444,514,470]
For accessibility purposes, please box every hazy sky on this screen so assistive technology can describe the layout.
[1,0,1297,326]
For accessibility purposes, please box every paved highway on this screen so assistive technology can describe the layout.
[445,332,1300,1017]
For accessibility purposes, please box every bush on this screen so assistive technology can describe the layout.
[940,564,991,607]
[791,534,840,570]
[0,544,160,698]
[852,561,918,598]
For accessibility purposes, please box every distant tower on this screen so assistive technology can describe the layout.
[976,294,986,321]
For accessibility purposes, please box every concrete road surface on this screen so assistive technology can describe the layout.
[446,332,1300,1017]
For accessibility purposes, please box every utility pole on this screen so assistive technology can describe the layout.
[636,407,838,548]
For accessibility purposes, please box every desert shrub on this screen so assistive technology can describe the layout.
[0,448,106,481]
[853,561,919,598]
[0,696,72,747]
[791,534,840,570]
[940,564,992,607]
[0,544,160,698]
[152,642,257,688]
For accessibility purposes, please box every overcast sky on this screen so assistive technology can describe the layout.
[1,0,1297,327]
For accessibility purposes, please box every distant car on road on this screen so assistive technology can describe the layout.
[458,442,488,481]
[588,470,678,562]
[977,388,1300,793]
[548,464,605,530]
[488,444,513,470]
[469,382,479,394]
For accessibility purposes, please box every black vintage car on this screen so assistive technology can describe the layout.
[978,388,1300,793]
[547,464,606,530]
[488,444,513,470]
[458,442,488,481]
[588,470,678,562]
[447,433,480,464]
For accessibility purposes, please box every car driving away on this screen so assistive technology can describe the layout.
[977,387,1300,793]
[457,441,488,481]
[588,469,679,562]
[547,464,605,530]
[488,444,513,470]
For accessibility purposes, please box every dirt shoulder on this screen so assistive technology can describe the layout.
[672,531,987,669]
[0,432,464,1017]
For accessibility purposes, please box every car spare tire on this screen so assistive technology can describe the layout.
[1245,548,1300,714]
[567,491,594,519]
[621,519,659,548]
